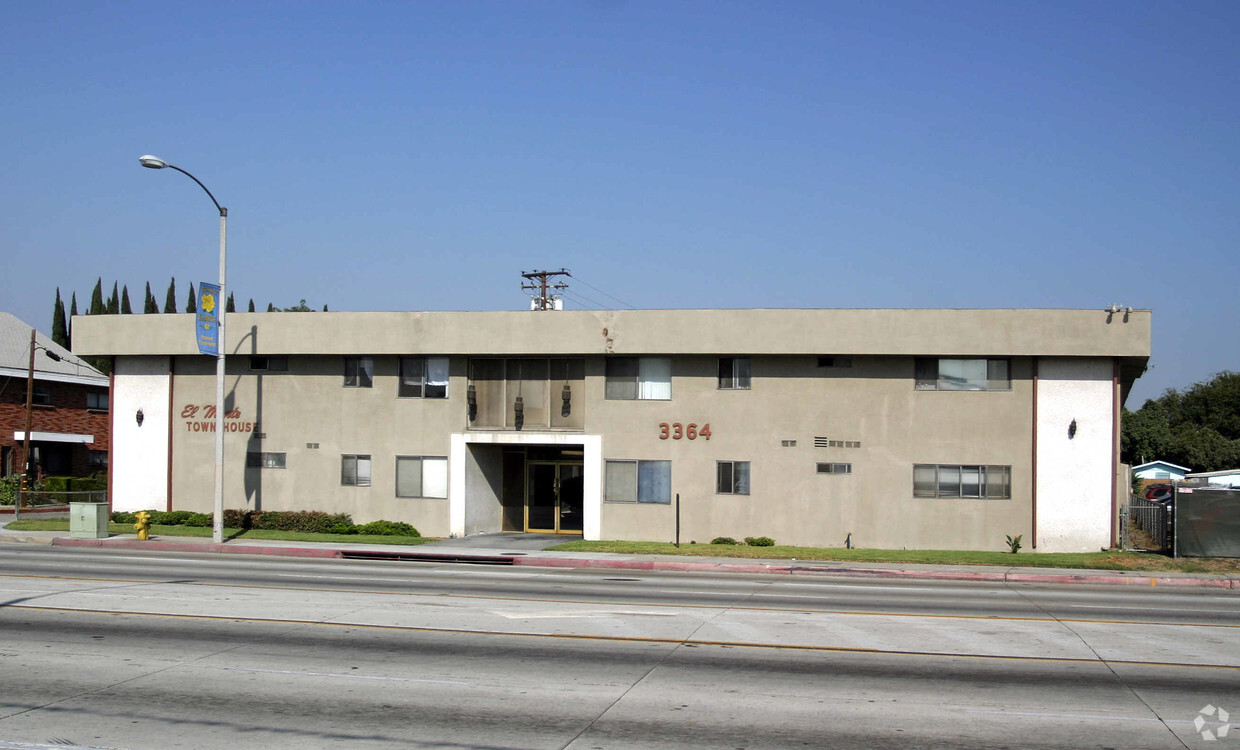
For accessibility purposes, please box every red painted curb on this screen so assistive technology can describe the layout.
[52,537,343,559]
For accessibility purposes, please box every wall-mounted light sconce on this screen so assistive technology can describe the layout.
[1068,419,1077,439]
[136,408,145,427]
[561,383,572,418]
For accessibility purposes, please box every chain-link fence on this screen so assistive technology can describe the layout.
[1123,493,1172,553]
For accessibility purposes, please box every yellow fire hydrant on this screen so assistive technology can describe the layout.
[134,511,151,541]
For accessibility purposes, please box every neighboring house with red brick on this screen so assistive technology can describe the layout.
[1,312,109,479]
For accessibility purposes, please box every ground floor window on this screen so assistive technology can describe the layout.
[716,460,750,495]
[341,454,372,486]
[396,456,448,498]
[246,452,286,469]
[88,450,108,468]
[913,464,1010,498]
[605,459,671,504]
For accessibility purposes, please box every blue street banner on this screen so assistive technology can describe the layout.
[197,282,220,356]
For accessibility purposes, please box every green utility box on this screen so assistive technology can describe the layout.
[69,502,109,539]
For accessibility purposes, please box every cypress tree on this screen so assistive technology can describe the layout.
[144,282,158,313]
[322,304,329,312]
[267,303,275,312]
[51,288,69,348]
[89,278,105,315]
[107,282,119,314]
[226,293,235,313]
[120,285,133,314]
[248,299,255,312]
[69,293,78,348]
[186,283,197,314]
[164,278,177,313]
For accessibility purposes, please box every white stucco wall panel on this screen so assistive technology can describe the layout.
[112,357,171,512]
[1035,358,1114,552]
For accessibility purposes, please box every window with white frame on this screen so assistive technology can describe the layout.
[343,357,374,388]
[33,386,52,406]
[246,452,286,469]
[86,391,108,410]
[915,358,1009,391]
[913,464,1011,498]
[395,456,448,498]
[605,460,671,504]
[717,357,751,390]
[605,357,671,400]
[341,454,372,486]
[399,357,449,398]
[716,460,750,495]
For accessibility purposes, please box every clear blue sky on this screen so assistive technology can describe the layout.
[2,1,1236,406]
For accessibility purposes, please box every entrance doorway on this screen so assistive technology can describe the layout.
[526,461,583,533]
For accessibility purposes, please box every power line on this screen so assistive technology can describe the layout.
[566,272,636,309]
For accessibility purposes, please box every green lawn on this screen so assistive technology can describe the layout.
[3,519,431,546]
[548,540,1240,574]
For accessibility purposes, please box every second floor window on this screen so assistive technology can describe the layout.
[86,391,108,410]
[915,358,1009,391]
[605,357,671,400]
[399,357,449,398]
[344,357,374,388]
[718,357,751,390]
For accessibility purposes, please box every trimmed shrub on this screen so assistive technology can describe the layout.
[248,510,355,534]
[184,512,212,527]
[223,509,253,529]
[356,520,420,537]
[744,536,775,547]
[111,511,138,524]
[711,536,740,545]
[152,510,194,526]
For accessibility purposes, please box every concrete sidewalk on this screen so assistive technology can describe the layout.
[4,522,1238,589]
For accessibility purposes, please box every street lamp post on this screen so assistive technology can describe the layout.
[139,155,228,544]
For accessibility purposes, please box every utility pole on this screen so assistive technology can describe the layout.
[521,269,569,310]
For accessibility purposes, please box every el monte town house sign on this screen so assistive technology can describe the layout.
[181,404,257,433]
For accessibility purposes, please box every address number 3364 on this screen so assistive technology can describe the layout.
[658,422,711,440]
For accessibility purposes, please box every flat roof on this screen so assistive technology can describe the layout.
[71,308,1151,360]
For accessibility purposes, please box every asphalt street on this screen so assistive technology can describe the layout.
[0,545,1237,749]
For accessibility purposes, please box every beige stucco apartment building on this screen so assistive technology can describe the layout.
[73,308,1150,552]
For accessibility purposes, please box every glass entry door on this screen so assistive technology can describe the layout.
[526,462,583,533]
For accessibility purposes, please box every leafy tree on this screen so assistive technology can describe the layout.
[1122,372,1240,472]
[106,282,119,314]
[283,299,313,312]
[51,288,68,348]
[163,278,177,314]
[89,278,105,315]
[120,285,133,314]
[144,282,159,313]
[186,283,197,314]
[226,293,235,313]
